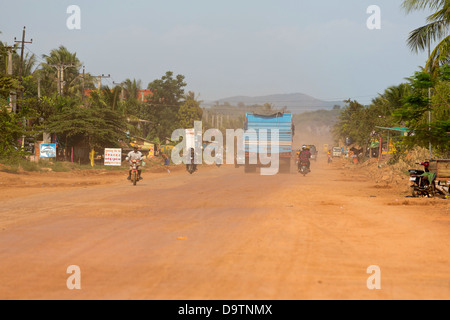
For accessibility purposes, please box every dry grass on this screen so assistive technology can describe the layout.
[391,147,431,175]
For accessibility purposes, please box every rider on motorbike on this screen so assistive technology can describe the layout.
[298,145,312,171]
[419,161,436,185]
[186,148,197,172]
[126,145,144,180]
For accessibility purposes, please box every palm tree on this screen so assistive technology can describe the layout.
[0,41,36,77]
[402,0,450,72]
[39,45,83,97]
[372,84,412,114]
[123,78,142,100]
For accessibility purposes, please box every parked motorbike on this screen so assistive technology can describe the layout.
[409,161,450,198]
[408,168,432,197]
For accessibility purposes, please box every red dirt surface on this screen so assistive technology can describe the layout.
[0,158,449,299]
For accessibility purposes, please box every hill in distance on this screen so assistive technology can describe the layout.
[202,93,344,113]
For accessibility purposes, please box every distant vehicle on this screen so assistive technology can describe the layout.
[235,152,245,168]
[332,147,342,158]
[244,112,294,174]
[306,145,318,161]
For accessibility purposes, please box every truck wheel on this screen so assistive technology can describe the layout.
[279,159,291,174]
[244,164,257,173]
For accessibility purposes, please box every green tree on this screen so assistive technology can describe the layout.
[0,41,36,77]
[0,106,27,159]
[39,46,85,97]
[45,96,127,155]
[333,99,386,153]
[0,74,21,98]
[178,91,203,129]
[123,78,142,100]
[394,66,450,156]
[403,0,450,72]
[121,78,144,118]
[0,73,31,160]
[143,71,187,141]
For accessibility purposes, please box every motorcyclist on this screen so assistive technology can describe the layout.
[419,161,435,185]
[187,148,197,172]
[420,161,430,173]
[126,145,144,180]
[298,145,311,171]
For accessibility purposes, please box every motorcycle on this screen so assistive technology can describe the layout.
[186,163,196,174]
[409,161,449,198]
[130,160,141,186]
[298,161,310,176]
[409,162,437,197]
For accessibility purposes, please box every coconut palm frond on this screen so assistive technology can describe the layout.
[425,34,450,71]
[407,20,448,52]
[426,4,450,22]
[402,0,447,13]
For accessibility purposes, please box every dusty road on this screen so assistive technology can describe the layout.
[0,158,449,300]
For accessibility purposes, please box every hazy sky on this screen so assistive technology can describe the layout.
[0,0,433,105]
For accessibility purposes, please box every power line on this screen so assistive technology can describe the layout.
[13,26,33,114]
[48,63,76,96]
[95,74,110,90]
[23,45,47,67]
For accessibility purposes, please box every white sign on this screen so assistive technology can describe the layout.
[40,144,57,158]
[104,148,122,166]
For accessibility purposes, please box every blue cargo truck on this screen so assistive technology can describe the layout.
[244,112,294,173]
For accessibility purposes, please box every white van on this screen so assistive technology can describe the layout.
[332,147,342,158]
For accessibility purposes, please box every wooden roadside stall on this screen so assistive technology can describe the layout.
[429,159,450,197]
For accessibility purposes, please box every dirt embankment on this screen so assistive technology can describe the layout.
[340,159,411,194]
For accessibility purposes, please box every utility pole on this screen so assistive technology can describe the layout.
[6,46,16,113]
[13,26,33,113]
[113,81,125,101]
[428,39,432,159]
[49,63,75,96]
[81,66,85,102]
[14,27,33,81]
[49,64,61,95]
[96,74,110,90]
[37,77,41,99]
[7,47,13,75]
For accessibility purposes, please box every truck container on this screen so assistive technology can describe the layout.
[243,112,294,173]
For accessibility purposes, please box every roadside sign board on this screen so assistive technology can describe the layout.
[40,144,56,158]
[104,148,122,166]
[147,144,154,157]
[24,137,35,155]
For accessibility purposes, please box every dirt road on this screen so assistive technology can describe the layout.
[0,158,449,300]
